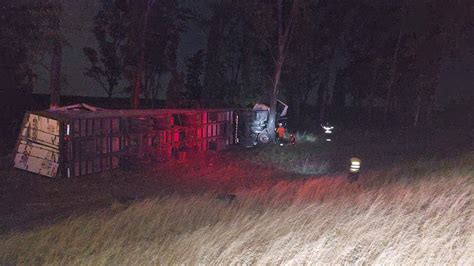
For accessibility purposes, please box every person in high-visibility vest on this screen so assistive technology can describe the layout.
[348,157,361,182]
[276,122,286,146]
[321,122,334,142]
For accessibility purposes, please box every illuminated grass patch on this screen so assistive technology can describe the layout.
[0,153,473,264]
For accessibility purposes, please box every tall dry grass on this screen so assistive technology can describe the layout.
[1,154,473,264]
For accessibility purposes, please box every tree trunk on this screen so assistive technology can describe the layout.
[143,70,151,105]
[267,0,298,142]
[107,80,114,98]
[131,0,154,109]
[152,73,161,108]
[267,59,283,140]
[49,27,62,109]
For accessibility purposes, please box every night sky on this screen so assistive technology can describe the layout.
[33,0,473,107]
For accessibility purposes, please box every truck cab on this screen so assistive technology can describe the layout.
[240,100,288,146]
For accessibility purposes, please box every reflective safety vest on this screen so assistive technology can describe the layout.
[276,127,286,139]
[322,125,333,141]
[350,157,361,173]
[322,125,334,134]
[321,125,334,134]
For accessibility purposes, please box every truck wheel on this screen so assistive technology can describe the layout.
[258,132,271,144]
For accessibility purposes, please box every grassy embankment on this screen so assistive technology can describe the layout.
[0,132,473,264]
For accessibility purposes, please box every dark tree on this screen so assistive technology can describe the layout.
[201,1,230,107]
[194,0,471,129]
[0,0,44,135]
[83,0,128,98]
[282,1,348,127]
[143,0,188,106]
[127,0,155,109]
[0,1,65,109]
[266,0,299,141]
[0,1,42,95]
[166,70,185,108]
[200,1,272,108]
[184,49,205,104]
[47,0,63,109]
[119,0,188,108]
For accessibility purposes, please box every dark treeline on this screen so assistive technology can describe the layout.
[0,0,472,139]
[198,0,471,130]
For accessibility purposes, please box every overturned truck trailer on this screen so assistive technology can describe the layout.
[13,104,239,178]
